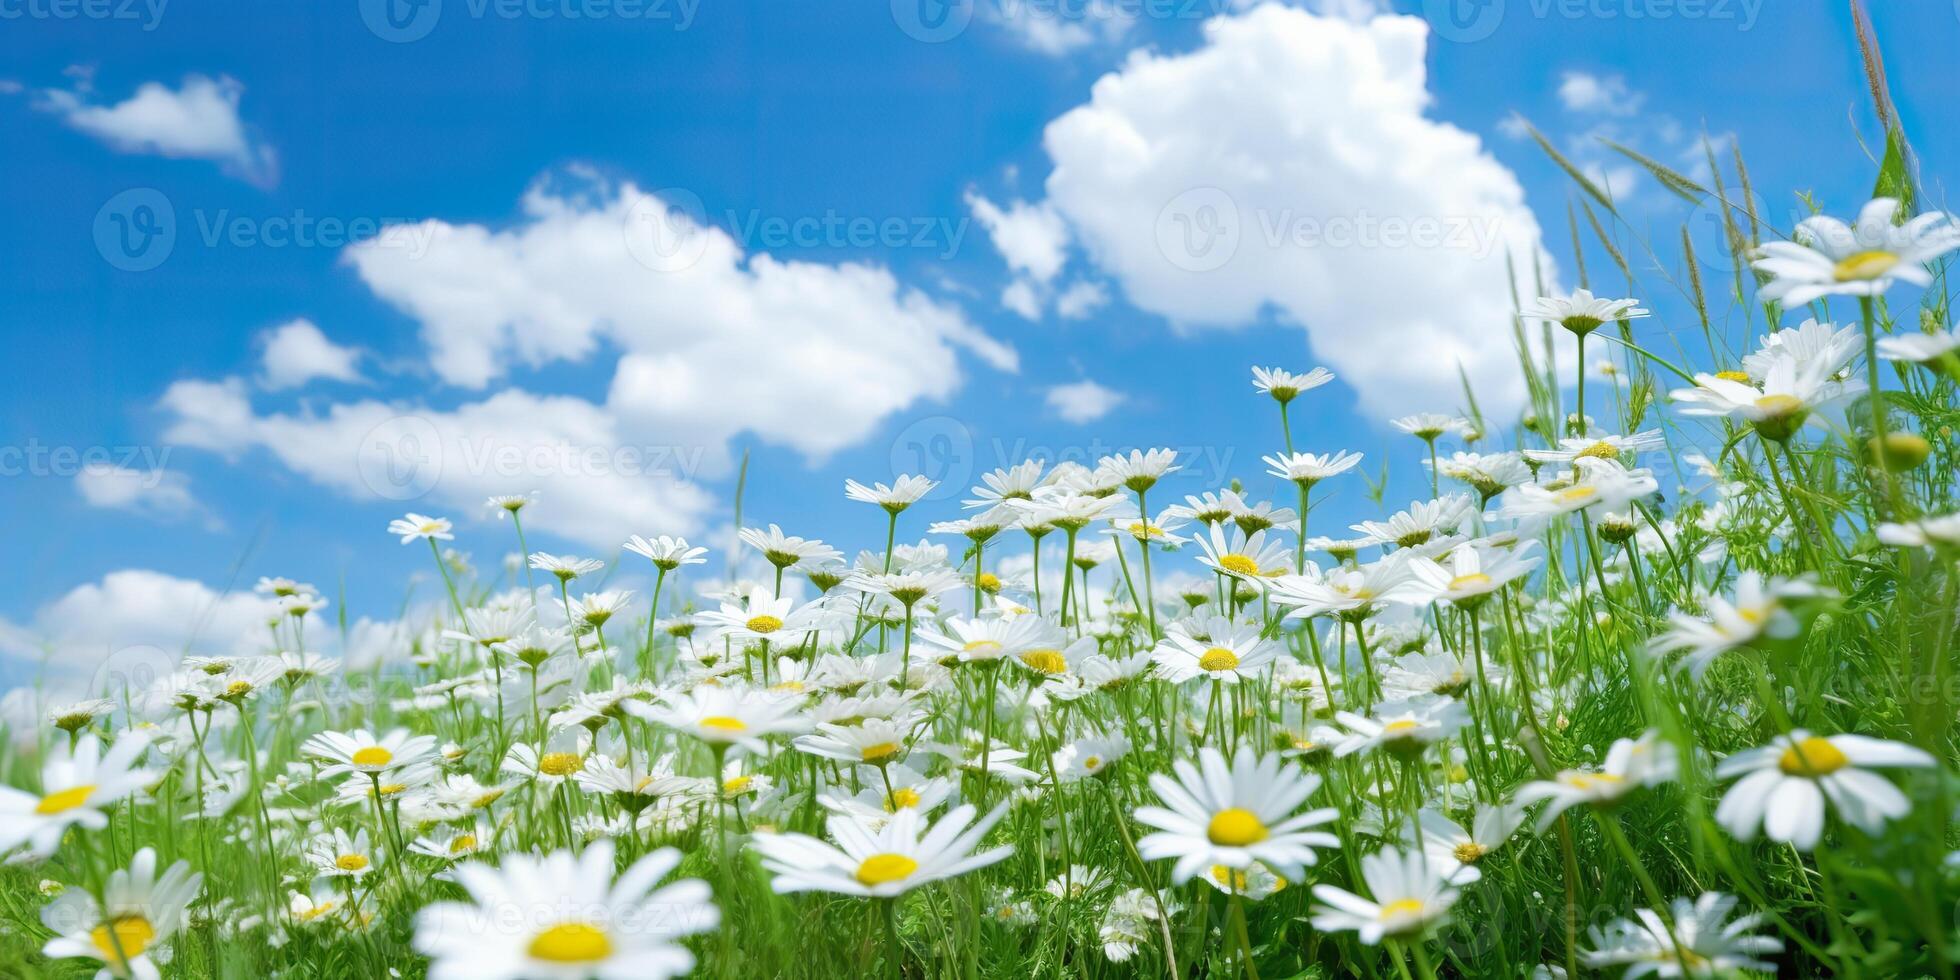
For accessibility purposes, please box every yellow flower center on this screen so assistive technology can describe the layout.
[1778,737,1850,777]
[1754,393,1805,418]
[450,835,478,854]
[886,787,921,811]
[1561,771,1624,791]
[225,680,253,697]
[538,753,583,777]
[1206,807,1268,847]
[975,572,1001,592]
[745,614,783,634]
[1715,370,1752,382]
[1448,573,1492,592]
[1380,898,1425,921]
[351,746,394,768]
[336,854,369,871]
[1575,441,1620,460]
[700,716,748,733]
[1555,486,1598,504]
[861,742,900,763]
[723,775,753,794]
[1082,756,1102,771]
[1453,842,1488,864]
[376,783,408,797]
[34,784,94,815]
[962,640,1002,655]
[1218,554,1260,576]
[1211,865,1252,891]
[771,680,806,693]
[90,916,156,963]
[1198,648,1240,672]
[1020,650,1068,674]
[528,922,614,963]
[855,852,919,886]
[1833,249,1901,281]
[1382,719,1421,737]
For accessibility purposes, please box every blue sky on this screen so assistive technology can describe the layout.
[2,0,1955,685]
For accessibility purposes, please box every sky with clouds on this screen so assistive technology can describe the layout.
[2,0,1956,688]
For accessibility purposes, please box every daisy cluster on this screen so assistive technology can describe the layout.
[4,193,1960,980]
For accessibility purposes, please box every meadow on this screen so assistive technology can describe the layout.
[6,25,1960,980]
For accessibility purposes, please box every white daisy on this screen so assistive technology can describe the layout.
[40,847,201,980]
[1752,197,1960,305]
[1133,745,1340,883]
[1310,847,1461,944]
[751,803,1013,898]
[0,732,156,858]
[1713,729,1934,850]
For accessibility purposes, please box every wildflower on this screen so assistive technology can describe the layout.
[1264,450,1363,487]
[793,715,919,766]
[1752,197,1960,305]
[40,847,200,979]
[1522,288,1650,336]
[1193,524,1290,582]
[1877,512,1960,551]
[1524,430,1665,466]
[624,687,808,754]
[307,827,380,880]
[1390,413,1474,442]
[486,493,533,516]
[1134,745,1339,883]
[964,460,1045,509]
[1514,730,1677,831]
[1671,351,1859,442]
[1096,448,1181,494]
[1151,619,1276,685]
[1310,847,1460,944]
[1251,365,1334,403]
[304,728,438,780]
[1411,805,1526,884]
[1584,892,1783,978]
[389,512,455,543]
[738,524,842,570]
[1714,729,1934,850]
[47,698,117,734]
[623,534,708,569]
[844,475,938,513]
[1650,573,1827,679]
[1333,697,1469,760]
[414,842,717,979]
[751,804,1013,897]
[0,732,156,857]
[913,615,1056,665]
[1407,540,1540,609]
[1876,326,1960,365]
[695,587,817,644]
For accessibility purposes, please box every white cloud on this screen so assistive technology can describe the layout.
[75,463,211,526]
[34,73,278,187]
[158,377,716,549]
[984,0,1136,55]
[1001,280,1043,320]
[1556,71,1642,116]
[1054,280,1109,319]
[1036,5,1551,416]
[0,570,271,671]
[344,174,1014,461]
[258,318,365,390]
[1045,378,1124,423]
[966,192,1070,284]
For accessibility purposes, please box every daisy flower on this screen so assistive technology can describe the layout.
[623,535,708,570]
[414,841,717,980]
[1521,288,1650,336]
[1407,540,1541,609]
[750,803,1013,897]
[1269,553,1423,621]
[738,524,842,570]
[528,552,607,582]
[913,614,1056,665]
[694,586,816,644]
[1514,730,1677,831]
[1133,745,1339,883]
[1524,430,1665,466]
[1876,512,1960,551]
[1263,450,1363,487]
[1333,697,1469,760]
[793,715,919,767]
[1251,365,1334,403]
[486,493,534,516]
[1670,349,1860,441]
[1429,451,1532,502]
[1096,448,1181,494]
[1390,413,1474,442]
[1876,326,1960,364]
[1352,495,1473,550]
[844,475,938,513]
[0,732,156,857]
[1741,318,1862,382]
[1713,729,1934,850]
[307,827,380,880]
[1309,847,1460,944]
[1151,620,1276,685]
[1498,458,1659,521]
[963,460,1046,509]
[1194,524,1290,582]
[1752,197,1960,305]
[1584,892,1783,978]
[1410,805,1526,884]
[624,687,808,754]
[40,847,200,980]
[1649,572,1827,679]
[389,512,454,543]
[304,728,438,780]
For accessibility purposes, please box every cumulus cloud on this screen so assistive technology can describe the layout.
[983,0,1137,55]
[966,192,1070,284]
[34,73,278,187]
[1054,280,1109,320]
[1035,5,1552,416]
[1556,71,1642,116]
[258,318,365,390]
[343,174,1014,459]
[1045,378,1124,423]
[158,377,716,548]
[0,569,272,672]
[75,463,213,526]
